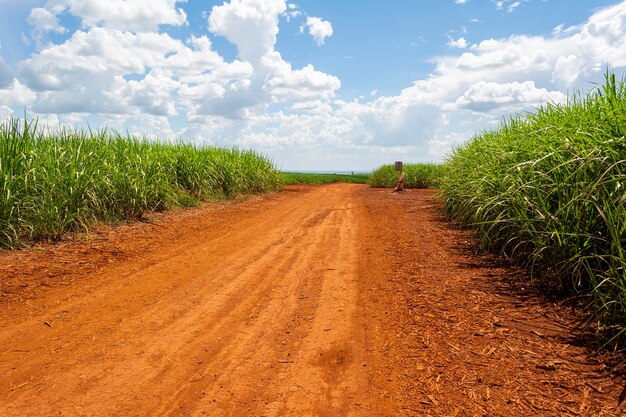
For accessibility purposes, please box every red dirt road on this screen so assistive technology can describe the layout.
[0,184,624,416]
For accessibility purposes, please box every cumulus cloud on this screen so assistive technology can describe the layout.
[27,2,67,49]
[206,0,339,116]
[304,17,333,46]
[20,29,180,91]
[125,69,180,117]
[30,0,187,33]
[209,0,287,61]
[5,0,626,170]
[0,80,37,108]
[266,64,340,102]
[316,0,626,153]
[19,27,250,117]
[17,0,341,122]
[448,37,468,49]
[366,2,625,155]
[453,80,566,112]
[28,7,66,33]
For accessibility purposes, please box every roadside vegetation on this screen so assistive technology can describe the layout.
[438,72,626,348]
[281,171,370,185]
[0,118,280,248]
[369,163,444,188]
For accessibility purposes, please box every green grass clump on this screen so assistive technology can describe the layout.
[0,118,280,248]
[439,72,626,348]
[369,163,444,188]
[280,172,370,185]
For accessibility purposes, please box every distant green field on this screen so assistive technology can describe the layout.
[369,163,444,188]
[280,172,370,185]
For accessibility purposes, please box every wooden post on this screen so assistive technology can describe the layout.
[394,161,405,192]
[394,172,406,192]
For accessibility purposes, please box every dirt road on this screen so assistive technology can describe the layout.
[0,184,624,416]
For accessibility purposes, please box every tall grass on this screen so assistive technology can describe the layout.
[0,118,280,247]
[370,163,444,188]
[439,72,626,348]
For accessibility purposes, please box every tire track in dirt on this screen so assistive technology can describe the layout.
[0,184,378,416]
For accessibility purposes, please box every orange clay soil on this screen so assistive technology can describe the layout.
[0,183,624,416]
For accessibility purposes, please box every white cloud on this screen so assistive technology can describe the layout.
[453,80,566,112]
[27,2,67,49]
[28,6,67,47]
[125,69,180,117]
[552,54,580,85]
[31,0,187,34]
[18,0,341,122]
[18,27,253,117]
[305,17,333,46]
[208,0,287,61]
[448,37,468,49]
[0,80,37,107]
[324,0,626,153]
[492,0,526,13]
[455,0,469,4]
[508,1,522,13]
[267,64,340,103]
[206,0,339,116]
[5,0,626,170]
[283,3,302,22]
[20,28,182,91]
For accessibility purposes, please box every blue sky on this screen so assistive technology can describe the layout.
[0,0,625,170]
